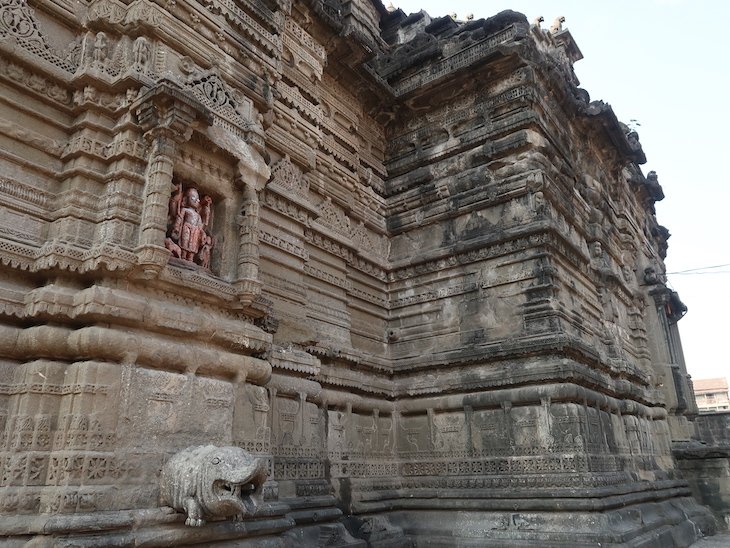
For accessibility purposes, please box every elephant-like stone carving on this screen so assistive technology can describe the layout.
[160,445,268,527]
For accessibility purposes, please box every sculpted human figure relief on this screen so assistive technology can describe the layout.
[165,183,215,268]
[132,36,150,71]
[93,32,107,65]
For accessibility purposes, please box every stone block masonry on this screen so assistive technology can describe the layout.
[0,0,717,545]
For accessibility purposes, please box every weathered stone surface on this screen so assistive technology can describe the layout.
[676,413,730,530]
[159,445,267,526]
[0,0,718,546]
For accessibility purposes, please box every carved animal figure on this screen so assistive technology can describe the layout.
[550,16,565,34]
[160,445,268,527]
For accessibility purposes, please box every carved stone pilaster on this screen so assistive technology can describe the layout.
[135,131,175,278]
[236,183,261,306]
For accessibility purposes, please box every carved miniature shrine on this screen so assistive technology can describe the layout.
[0,0,717,546]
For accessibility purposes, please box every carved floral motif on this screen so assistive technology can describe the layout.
[0,0,76,71]
[0,0,46,48]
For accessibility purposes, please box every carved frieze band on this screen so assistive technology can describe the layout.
[0,57,70,104]
[259,229,308,261]
[389,233,548,281]
[393,25,519,95]
[285,18,325,69]
[303,228,387,281]
[205,0,282,55]
[303,264,351,291]
[0,178,52,210]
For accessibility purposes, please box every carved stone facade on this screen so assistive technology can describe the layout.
[675,412,730,531]
[0,1,716,546]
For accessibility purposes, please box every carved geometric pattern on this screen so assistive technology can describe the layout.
[269,155,309,197]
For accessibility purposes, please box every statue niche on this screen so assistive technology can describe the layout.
[165,182,215,269]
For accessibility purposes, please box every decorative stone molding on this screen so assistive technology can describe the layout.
[84,0,164,31]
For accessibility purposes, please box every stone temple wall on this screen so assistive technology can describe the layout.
[0,0,716,546]
[676,412,730,530]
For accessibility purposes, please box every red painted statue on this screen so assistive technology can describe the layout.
[165,183,214,268]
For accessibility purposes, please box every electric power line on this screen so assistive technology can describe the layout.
[667,263,730,275]
[669,270,730,276]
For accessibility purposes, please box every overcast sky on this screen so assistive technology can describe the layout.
[393,1,730,381]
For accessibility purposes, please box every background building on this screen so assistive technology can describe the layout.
[694,378,730,413]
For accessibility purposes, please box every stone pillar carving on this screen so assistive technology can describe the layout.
[426,408,435,452]
[135,129,176,277]
[649,286,692,415]
[463,405,473,456]
[540,397,553,447]
[297,392,306,447]
[236,181,261,304]
[204,126,270,307]
[501,401,513,448]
